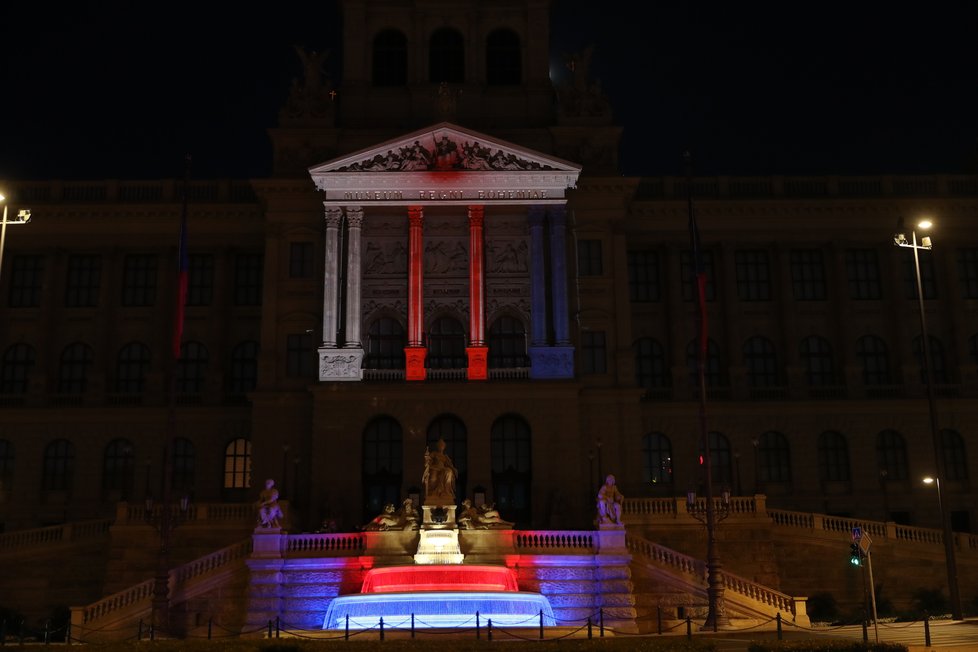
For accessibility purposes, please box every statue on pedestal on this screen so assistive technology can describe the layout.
[596,474,624,526]
[422,438,457,503]
[256,478,284,528]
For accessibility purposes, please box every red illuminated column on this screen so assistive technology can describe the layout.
[466,205,488,380]
[405,205,427,381]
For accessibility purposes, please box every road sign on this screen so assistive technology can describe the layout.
[852,527,862,542]
[858,532,873,555]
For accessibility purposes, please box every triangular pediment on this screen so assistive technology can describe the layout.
[310,123,581,205]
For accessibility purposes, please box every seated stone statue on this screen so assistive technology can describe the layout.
[596,474,624,525]
[397,498,420,530]
[362,503,400,531]
[458,499,514,529]
[256,478,284,528]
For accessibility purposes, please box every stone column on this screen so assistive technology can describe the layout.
[530,204,575,379]
[405,206,427,381]
[343,206,364,347]
[549,205,571,346]
[466,205,488,380]
[321,206,342,347]
[318,206,364,381]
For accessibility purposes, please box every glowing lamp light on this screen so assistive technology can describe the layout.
[918,219,933,230]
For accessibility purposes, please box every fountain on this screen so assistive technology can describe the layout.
[322,440,556,630]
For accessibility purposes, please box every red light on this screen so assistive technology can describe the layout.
[699,455,704,465]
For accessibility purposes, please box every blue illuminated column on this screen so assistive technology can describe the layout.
[548,205,571,346]
[529,204,575,379]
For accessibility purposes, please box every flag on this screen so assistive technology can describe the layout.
[685,151,708,364]
[172,157,191,360]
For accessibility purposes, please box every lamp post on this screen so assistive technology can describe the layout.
[894,221,962,620]
[0,193,32,285]
[686,485,732,630]
[144,492,191,630]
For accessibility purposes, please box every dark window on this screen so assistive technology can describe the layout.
[940,429,968,481]
[102,439,134,497]
[800,336,835,386]
[171,437,195,493]
[115,342,150,394]
[642,433,673,485]
[856,335,890,385]
[224,438,252,489]
[757,431,791,482]
[699,431,732,487]
[817,431,850,482]
[486,29,521,85]
[790,249,826,300]
[42,439,75,491]
[58,343,93,394]
[428,316,466,369]
[581,330,607,374]
[488,316,528,368]
[366,318,406,369]
[121,254,157,306]
[491,414,531,526]
[1,343,35,394]
[233,253,263,306]
[627,251,660,302]
[427,414,467,501]
[289,242,315,278]
[363,416,403,522]
[0,439,14,493]
[230,341,259,394]
[846,249,881,300]
[903,249,937,299]
[187,254,214,306]
[912,335,948,385]
[735,250,771,301]
[877,429,908,481]
[744,336,779,387]
[958,248,978,299]
[687,338,725,387]
[65,255,101,307]
[634,338,669,389]
[286,333,317,378]
[429,28,465,83]
[177,341,208,394]
[681,250,717,301]
[8,255,43,307]
[372,29,408,86]
[577,240,603,276]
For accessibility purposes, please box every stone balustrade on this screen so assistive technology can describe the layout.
[0,519,111,553]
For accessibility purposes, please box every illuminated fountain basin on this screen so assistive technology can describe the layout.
[323,564,556,629]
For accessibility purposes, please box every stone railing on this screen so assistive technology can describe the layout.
[515,531,596,552]
[623,495,761,520]
[116,501,259,525]
[0,519,112,553]
[285,532,365,556]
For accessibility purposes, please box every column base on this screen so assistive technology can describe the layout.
[466,346,488,380]
[318,348,364,381]
[529,346,575,379]
[405,347,427,381]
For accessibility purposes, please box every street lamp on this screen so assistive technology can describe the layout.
[894,220,962,620]
[686,484,732,630]
[0,193,32,285]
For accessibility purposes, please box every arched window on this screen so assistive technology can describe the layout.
[428,316,466,369]
[635,338,670,389]
[171,437,195,494]
[642,433,673,485]
[486,28,521,85]
[116,342,150,394]
[230,341,259,394]
[58,343,93,394]
[488,316,528,368]
[757,431,791,483]
[817,431,850,482]
[427,414,467,501]
[800,336,835,386]
[687,338,725,387]
[372,29,408,86]
[912,335,948,385]
[0,439,13,493]
[491,414,531,526]
[744,336,779,387]
[1,343,35,394]
[856,335,890,385]
[362,416,403,522]
[698,431,732,487]
[876,430,908,481]
[429,28,464,83]
[366,318,406,369]
[177,341,208,394]
[42,439,75,491]
[940,429,968,481]
[102,439,134,497]
[224,438,252,489]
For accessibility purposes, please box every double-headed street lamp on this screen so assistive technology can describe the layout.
[686,485,732,630]
[893,219,962,620]
[0,193,32,285]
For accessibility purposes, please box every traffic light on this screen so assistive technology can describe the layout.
[849,543,862,566]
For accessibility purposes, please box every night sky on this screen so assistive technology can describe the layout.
[1,1,976,180]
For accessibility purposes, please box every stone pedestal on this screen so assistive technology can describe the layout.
[318,348,364,381]
[529,346,575,379]
[466,346,488,380]
[414,502,463,564]
[405,346,427,381]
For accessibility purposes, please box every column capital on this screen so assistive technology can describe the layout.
[547,204,567,225]
[346,205,364,229]
[527,205,546,226]
[468,205,485,227]
[408,205,424,226]
[324,205,343,228]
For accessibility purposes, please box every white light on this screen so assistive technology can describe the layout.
[918,219,933,230]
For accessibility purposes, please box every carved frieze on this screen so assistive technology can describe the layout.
[485,238,529,274]
[336,135,557,173]
[363,240,408,275]
[424,239,468,274]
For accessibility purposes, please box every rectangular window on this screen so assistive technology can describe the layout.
[121,254,157,307]
[627,251,660,302]
[187,254,214,306]
[680,250,716,301]
[289,242,315,278]
[577,239,603,276]
[8,255,43,307]
[845,249,881,300]
[65,255,101,307]
[957,248,978,299]
[790,249,826,300]
[580,330,607,374]
[234,253,263,306]
[286,333,317,378]
[735,250,771,301]
[903,250,937,300]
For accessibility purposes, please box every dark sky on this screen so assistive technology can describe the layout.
[2,2,976,180]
